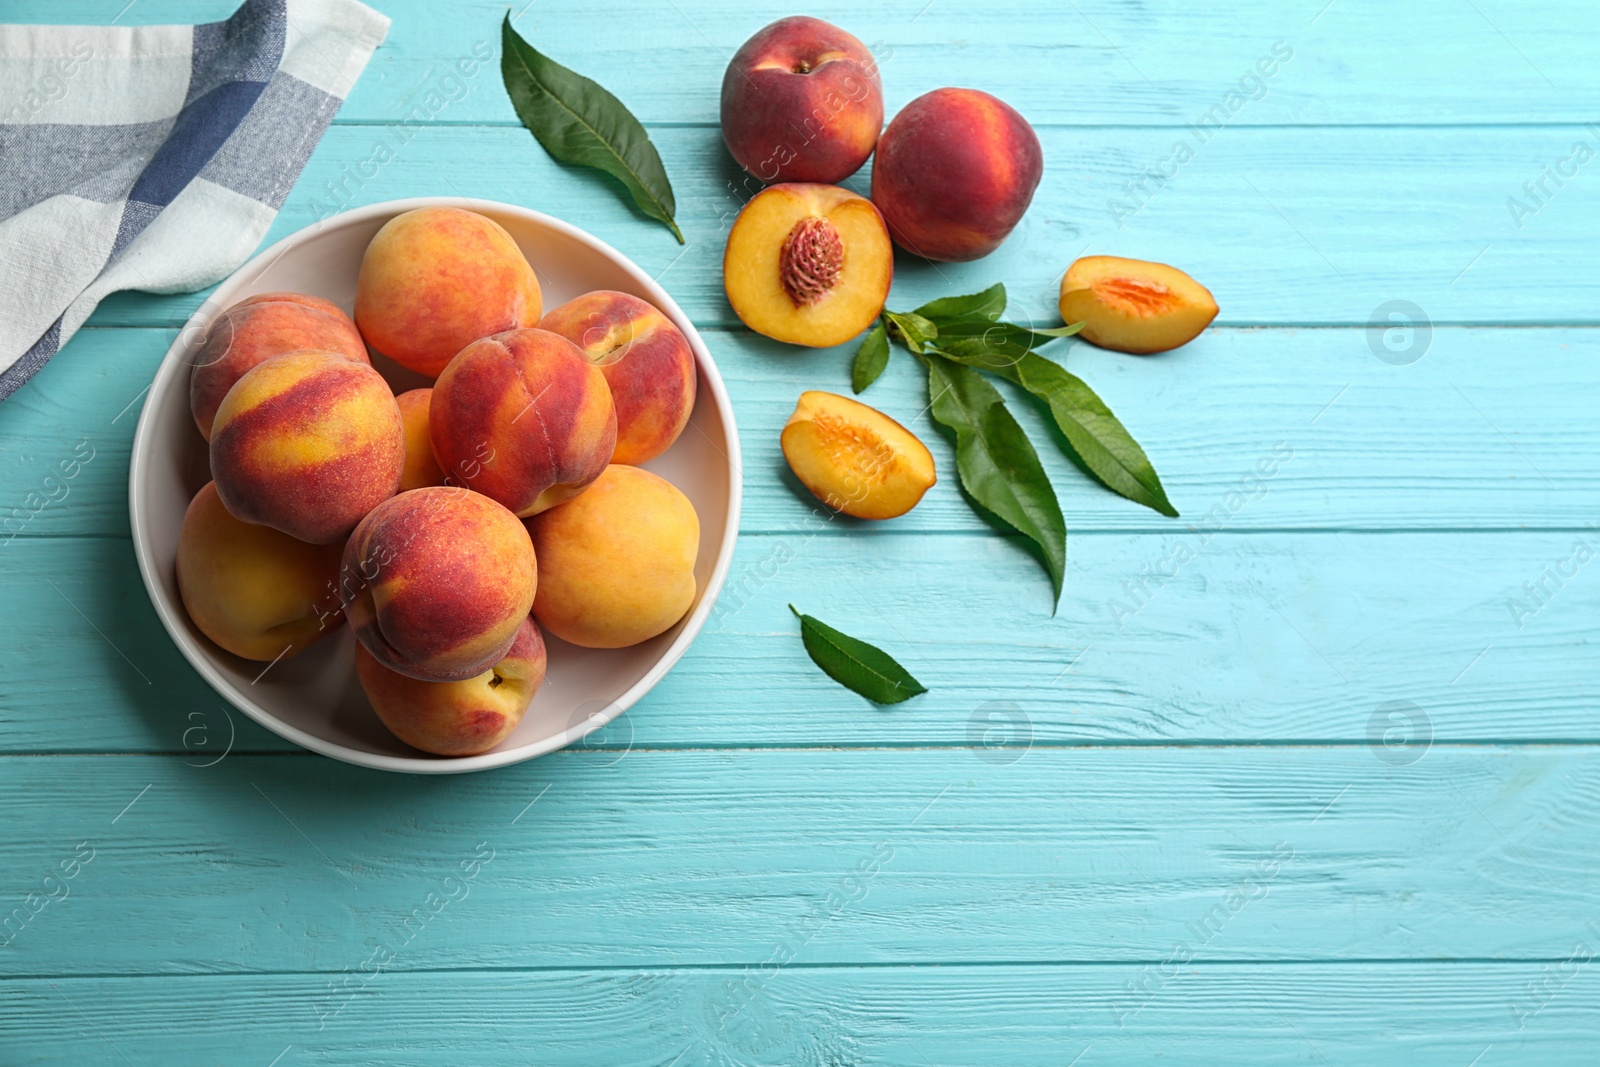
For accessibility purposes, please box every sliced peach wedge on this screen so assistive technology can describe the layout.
[781,391,936,519]
[1059,255,1218,354]
[724,183,893,347]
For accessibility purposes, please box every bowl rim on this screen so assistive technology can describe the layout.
[128,196,742,774]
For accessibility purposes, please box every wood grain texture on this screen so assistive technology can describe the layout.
[3,1,1598,1060]
[4,527,1597,751]
[3,324,1591,540]
[3,963,1598,1065]
[0,750,1595,976]
[74,122,1600,330]
[9,0,1598,127]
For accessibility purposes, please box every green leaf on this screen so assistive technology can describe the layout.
[938,345,1178,518]
[932,319,1083,356]
[790,605,928,705]
[912,283,1008,323]
[922,353,1067,603]
[852,321,890,393]
[882,310,938,354]
[500,16,683,243]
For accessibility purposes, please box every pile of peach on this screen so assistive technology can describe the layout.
[176,207,702,757]
[719,17,1217,358]
[719,16,1048,347]
[718,17,1219,523]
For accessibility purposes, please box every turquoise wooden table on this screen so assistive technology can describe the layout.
[5,0,1600,1062]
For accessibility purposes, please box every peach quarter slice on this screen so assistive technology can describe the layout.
[723,183,892,347]
[1059,255,1218,354]
[781,391,936,520]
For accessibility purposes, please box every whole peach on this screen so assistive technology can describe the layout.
[430,328,616,516]
[210,352,404,544]
[395,388,447,491]
[355,207,542,377]
[357,615,547,756]
[176,482,345,661]
[720,16,883,184]
[189,292,369,441]
[528,465,699,649]
[870,87,1043,262]
[537,291,697,465]
[342,487,537,682]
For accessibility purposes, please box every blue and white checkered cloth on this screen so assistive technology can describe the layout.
[0,0,389,400]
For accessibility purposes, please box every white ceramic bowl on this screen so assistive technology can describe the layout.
[130,197,741,774]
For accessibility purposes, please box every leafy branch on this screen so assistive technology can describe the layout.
[854,284,1178,606]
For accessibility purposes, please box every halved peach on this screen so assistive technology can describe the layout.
[1059,256,1218,354]
[780,391,935,519]
[723,183,892,347]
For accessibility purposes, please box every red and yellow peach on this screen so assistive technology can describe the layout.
[342,486,537,682]
[537,291,697,465]
[871,87,1043,262]
[356,615,548,756]
[189,292,369,441]
[209,352,404,544]
[429,328,616,516]
[354,207,542,377]
[720,16,883,184]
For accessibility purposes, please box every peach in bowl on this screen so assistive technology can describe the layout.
[129,198,741,774]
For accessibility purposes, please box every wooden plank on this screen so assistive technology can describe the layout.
[4,526,1597,751]
[0,749,1597,976]
[3,324,1592,540]
[3,963,1596,1065]
[74,122,1600,330]
[10,0,1599,127]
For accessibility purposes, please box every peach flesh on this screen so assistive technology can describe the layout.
[781,391,936,520]
[1059,255,1219,354]
[723,183,893,348]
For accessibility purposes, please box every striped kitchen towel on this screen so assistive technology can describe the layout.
[0,0,389,400]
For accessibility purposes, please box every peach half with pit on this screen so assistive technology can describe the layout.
[1058,256,1218,354]
[176,481,346,661]
[356,615,548,757]
[537,290,697,466]
[342,486,537,682]
[527,465,700,649]
[355,207,543,377]
[781,391,936,520]
[209,352,405,545]
[871,87,1043,262]
[723,183,892,347]
[720,16,884,184]
[189,292,369,441]
[429,328,617,516]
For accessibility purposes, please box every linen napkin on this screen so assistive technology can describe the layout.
[0,0,390,400]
